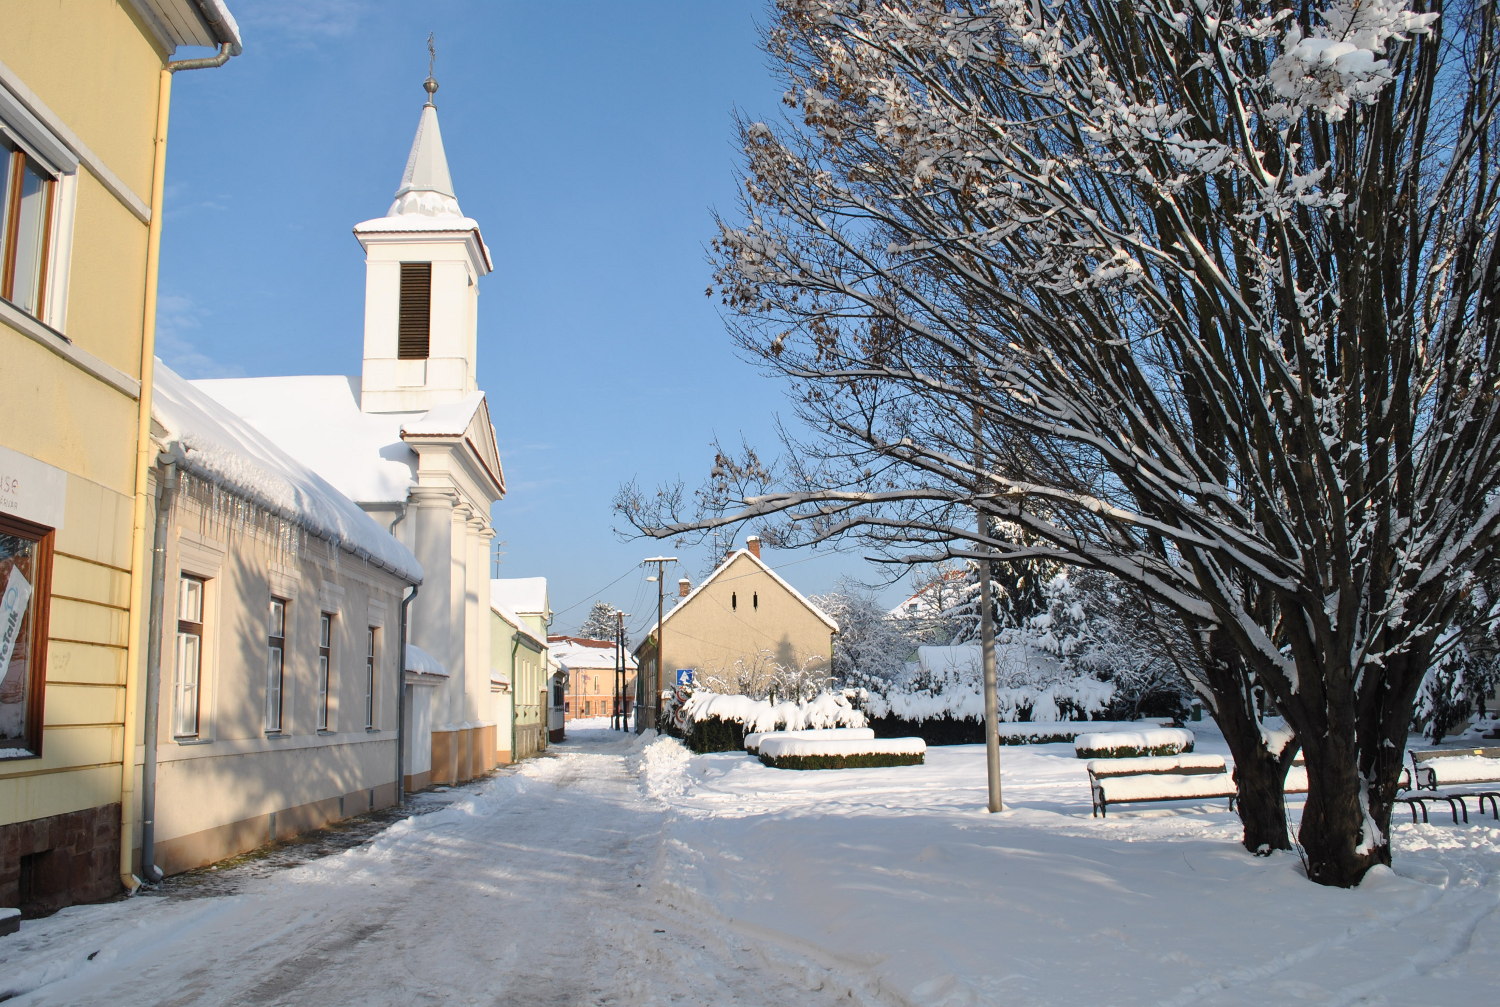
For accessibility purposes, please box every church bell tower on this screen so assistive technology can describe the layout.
[354,69,492,414]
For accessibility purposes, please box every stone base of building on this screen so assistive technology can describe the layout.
[403,768,434,793]
[548,727,565,743]
[0,804,122,917]
[494,748,512,766]
[430,724,497,785]
[152,782,398,878]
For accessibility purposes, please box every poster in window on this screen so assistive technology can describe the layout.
[0,536,37,748]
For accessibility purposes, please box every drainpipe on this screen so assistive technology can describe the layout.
[396,584,418,802]
[120,38,238,893]
[138,457,178,883]
[510,635,522,760]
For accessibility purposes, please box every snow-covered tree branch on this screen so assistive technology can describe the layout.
[616,0,1500,886]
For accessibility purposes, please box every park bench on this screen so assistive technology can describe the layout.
[1402,747,1500,824]
[1087,754,1235,817]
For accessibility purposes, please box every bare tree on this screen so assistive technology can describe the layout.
[618,0,1500,886]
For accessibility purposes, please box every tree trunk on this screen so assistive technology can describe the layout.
[1197,630,1294,853]
[1297,744,1389,888]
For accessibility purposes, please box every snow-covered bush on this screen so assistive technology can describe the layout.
[1414,630,1500,743]
[661,688,867,753]
[758,736,926,770]
[1075,729,1196,760]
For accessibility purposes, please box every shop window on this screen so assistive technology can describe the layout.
[0,513,53,759]
[174,575,205,738]
[265,597,287,733]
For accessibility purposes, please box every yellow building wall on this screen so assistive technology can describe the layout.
[659,554,836,692]
[0,1,167,858]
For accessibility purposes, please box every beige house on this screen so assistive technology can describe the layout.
[635,538,839,730]
[0,1,239,917]
[141,365,421,876]
[550,636,636,723]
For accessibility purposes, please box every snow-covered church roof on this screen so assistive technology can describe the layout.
[152,363,422,583]
[193,375,423,505]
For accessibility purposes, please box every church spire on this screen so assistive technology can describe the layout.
[387,41,461,219]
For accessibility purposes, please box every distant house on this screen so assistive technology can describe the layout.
[488,595,547,764]
[490,578,552,761]
[889,567,966,621]
[634,537,839,730]
[549,636,636,723]
[144,364,421,876]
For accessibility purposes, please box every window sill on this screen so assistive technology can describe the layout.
[0,295,140,398]
[173,735,212,746]
[264,731,289,739]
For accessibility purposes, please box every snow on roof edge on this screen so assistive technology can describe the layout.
[153,363,422,584]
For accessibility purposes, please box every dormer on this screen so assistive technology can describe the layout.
[354,74,493,414]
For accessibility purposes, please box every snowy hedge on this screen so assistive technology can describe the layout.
[758,736,926,771]
[867,715,1172,747]
[663,690,867,753]
[744,727,875,755]
[1074,728,1195,759]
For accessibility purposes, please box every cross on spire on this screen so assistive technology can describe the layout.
[423,32,438,106]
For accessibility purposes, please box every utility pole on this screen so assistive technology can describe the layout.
[641,556,677,732]
[976,406,1003,812]
[614,609,630,732]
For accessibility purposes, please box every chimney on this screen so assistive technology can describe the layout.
[746,535,761,559]
[678,577,692,598]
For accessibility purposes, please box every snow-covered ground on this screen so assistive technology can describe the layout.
[3,721,1497,1006]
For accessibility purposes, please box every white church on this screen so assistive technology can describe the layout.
[196,72,507,791]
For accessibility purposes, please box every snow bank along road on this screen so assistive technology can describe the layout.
[4,724,1500,1006]
[0,726,890,1007]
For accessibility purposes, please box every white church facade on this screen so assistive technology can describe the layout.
[195,73,506,792]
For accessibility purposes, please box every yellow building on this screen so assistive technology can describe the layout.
[0,1,239,916]
[635,538,839,730]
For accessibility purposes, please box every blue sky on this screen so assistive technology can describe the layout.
[158,0,918,636]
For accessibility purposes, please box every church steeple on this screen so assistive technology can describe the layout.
[354,60,491,415]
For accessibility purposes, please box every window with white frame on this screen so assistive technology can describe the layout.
[266,597,287,733]
[174,575,205,738]
[365,626,378,729]
[0,85,76,327]
[316,612,333,731]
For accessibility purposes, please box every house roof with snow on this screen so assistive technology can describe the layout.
[151,362,422,583]
[491,601,548,651]
[548,636,637,672]
[490,577,550,619]
[192,375,504,506]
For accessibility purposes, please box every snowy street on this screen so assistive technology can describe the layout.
[4,723,1500,1006]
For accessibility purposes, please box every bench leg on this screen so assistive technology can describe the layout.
[1480,794,1499,820]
